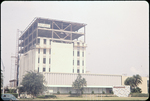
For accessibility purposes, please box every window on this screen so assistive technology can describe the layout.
[49,68,50,72]
[43,58,46,64]
[77,60,80,66]
[49,58,51,64]
[73,69,74,73]
[43,68,46,72]
[82,61,84,66]
[77,69,80,73]
[49,49,51,54]
[43,49,46,54]
[38,49,40,54]
[38,38,40,44]
[82,69,84,73]
[44,39,46,44]
[82,47,84,50]
[38,58,40,63]
[77,51,80,56]
[38,67,39,72]
[73,51,74,56]
[82,52,84,57]
[50,40,51,45]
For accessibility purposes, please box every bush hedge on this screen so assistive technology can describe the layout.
[92,91,94,94]
[130,93,149,97]
[57,91,60,94]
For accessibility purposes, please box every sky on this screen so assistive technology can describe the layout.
[1,1,149,86]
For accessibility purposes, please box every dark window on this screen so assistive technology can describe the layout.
[77,60,80,66]
[38,67,39,72]
[44,39,46,44]
[73,51,74,56]
[82,69,84,73]
[82,52,84,57]
[38,49,40,54]
[43,68,46,72]
[38,58,40,63]
[49,68,50,72]
[43,49,46,54]
[77,69,80,73]
[50,40,51,45]
[43,58,46,64]
[73,60,74,65]
[49,49,51,54]
[38,38,40,44]
[82,61,84,66]
[73,69,74,73]
[77,51,80,56]
[49,58,51,64]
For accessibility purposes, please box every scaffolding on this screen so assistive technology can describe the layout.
[10,29,21,87]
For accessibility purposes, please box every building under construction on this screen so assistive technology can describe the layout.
[18,17,87,86]
[18,17,148,95]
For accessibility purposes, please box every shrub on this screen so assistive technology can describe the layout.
[110,91,114,94]
[81,91,83,94]
[102,91,105,94]
[57,91,60,94]
[130,93,149,97]
[69,91,71,94]
[92,91,94,94]
[131,87,142,93]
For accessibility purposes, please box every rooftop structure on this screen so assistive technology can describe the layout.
[18,17,86,54]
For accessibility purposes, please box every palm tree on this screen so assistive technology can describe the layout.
[133,74,142,87]
[124,74,143,93]
[124,77,135,89]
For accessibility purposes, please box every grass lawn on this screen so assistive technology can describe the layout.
[18,94,149,100]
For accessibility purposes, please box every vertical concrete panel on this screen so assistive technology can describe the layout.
[51,42,73,73]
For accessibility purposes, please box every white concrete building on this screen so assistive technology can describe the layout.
[18,17,148,94]
[18,17,87,87]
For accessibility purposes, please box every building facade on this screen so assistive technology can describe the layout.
[18,17,148,95]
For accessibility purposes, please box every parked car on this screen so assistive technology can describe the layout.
[1,93,18,101]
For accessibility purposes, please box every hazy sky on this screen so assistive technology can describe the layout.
[1,1,149,86]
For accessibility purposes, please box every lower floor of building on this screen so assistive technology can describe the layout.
[45,87,112,94]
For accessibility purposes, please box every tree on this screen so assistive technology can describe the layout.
[20,71,46,98]
[124,74,142,93]
[72,73,87,96]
